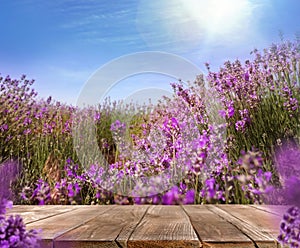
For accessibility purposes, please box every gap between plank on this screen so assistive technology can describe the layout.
[206,206,260,248]
[52,205,116,247]
[115,226,124,248]
[125,205,150,247]
[180,205,203,248]
[25,207,79,225]
[248,205,285,217]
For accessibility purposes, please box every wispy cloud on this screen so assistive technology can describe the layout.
[53,1,141,47]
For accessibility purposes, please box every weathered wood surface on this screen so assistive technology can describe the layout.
[183,205,254,248]
[128,205,200,248]
[6,205,289,248]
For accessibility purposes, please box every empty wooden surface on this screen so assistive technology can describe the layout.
[6,205,289,248]
[183,205,254,248]
[128,205,200,248]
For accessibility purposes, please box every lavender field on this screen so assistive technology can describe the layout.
[1,39,300,246]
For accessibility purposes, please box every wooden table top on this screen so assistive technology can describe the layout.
[6,205,289,248]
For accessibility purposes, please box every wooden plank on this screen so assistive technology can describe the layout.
[26,205,113,248]
[54,205,149,248]
[250,205,291,217]
[249,204,291,244]
[3,205,292,247]
[182,205,254,248]
[208,205,278,248]
[128,205,200,248]
[6,205,78,224]
[218,205,282,238]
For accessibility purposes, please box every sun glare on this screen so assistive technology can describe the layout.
[136,0,263,52]
[180,0,254,37]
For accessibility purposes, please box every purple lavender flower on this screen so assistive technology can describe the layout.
[183,189,195,204]
[0,124,8,132]
[274,144,300,189]
[278,206,300,247]
[227,103,235,118]
[46,96,52,105]
[23,129,31,135]
[32,179,51,205]
[284,176,300,206]
[94,112,101,122]
[162,186,180,205]
[0,161,21,200]
[200,177,224,203]
[162,117,180,139]
[235,120,246,132]
[218,109,226,119]
[110,120,126,133]
[239,109,250,122]
[236,149,273,202]
[205,178,216,199]
[0,199,40,247]
[0,199,12,215]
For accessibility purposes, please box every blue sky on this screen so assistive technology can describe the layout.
[0,0,300,105]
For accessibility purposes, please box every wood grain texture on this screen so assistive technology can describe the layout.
[54,205,149,248]
[6,205,286,248]
[250,205,290,217]
[6,205,78,224]
[26,205,113,248]
[207,205,278,248]
[128,205,200,248]
[182,205,254,248]
[218,205,283,238]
